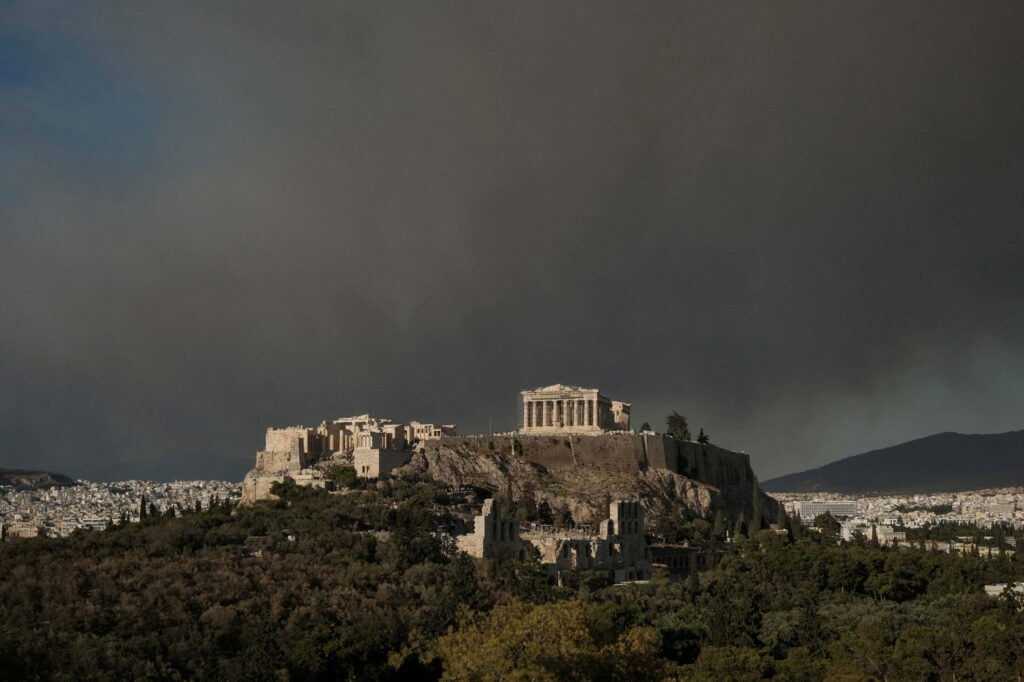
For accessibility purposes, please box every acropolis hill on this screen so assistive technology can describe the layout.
[241,384,775,526]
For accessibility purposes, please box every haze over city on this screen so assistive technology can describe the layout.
[3,2,1023,482]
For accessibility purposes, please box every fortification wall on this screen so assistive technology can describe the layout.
[514,433,646,472]
[677,441,752,489]
[433,433,752,492]
[642,434,676,471]
[255,450,303,473]
[265,428,307,453]
[353,447,410,478]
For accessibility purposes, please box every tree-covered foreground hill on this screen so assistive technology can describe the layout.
[2,476,1024,681]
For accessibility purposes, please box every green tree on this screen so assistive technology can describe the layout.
[687,560,701,596]
[776,502,789,531]
[537,500,554,525]
[691,645,771,680]
[813,511,841,544]
[712,510,726,541]
[554,506,575,529]
[328,465,359,488]
[733,513,747,540]
[432,599,668,681]
[787,512,803,542]
[751,477,762,532]
[775,646,827,680]
[697,428,709,444]
[666,412,691,441]
[640,422,651,432]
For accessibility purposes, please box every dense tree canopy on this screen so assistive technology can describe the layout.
[0,476,1023,680]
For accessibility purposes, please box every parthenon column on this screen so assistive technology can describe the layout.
[524,401,530,429]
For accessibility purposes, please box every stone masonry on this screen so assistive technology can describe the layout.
[520,384,630,434]
[458,497,653,583]
[455,498,527,561]
[242,414,458,502]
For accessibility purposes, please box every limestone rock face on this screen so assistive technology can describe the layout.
[395,436,774,523]
[241,470,285,504]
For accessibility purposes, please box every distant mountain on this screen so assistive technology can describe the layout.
[0,468,78,491]
[762,430,1024,494]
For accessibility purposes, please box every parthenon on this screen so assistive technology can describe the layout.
[520,384,630,434]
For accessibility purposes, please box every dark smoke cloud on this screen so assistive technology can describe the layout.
[2,2,1023,481]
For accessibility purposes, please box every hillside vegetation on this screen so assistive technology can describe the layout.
[2,473,1024,679]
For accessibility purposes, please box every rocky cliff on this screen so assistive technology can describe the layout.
[0,468,78,491]
[395,434,774,524]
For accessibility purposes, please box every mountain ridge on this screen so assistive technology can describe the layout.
[762,429,1024,494]
[0,468,78,490]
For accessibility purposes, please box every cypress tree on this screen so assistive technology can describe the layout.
[712,509,726,541]
[139,497,147,520]
[788,512,802,541]
[751,477,762,532]
[734,512,746,539]
[776,503,788,528]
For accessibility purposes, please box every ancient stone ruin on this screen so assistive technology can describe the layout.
[520,384,630,434]
[241,414,456,503]
[457,497,653,584]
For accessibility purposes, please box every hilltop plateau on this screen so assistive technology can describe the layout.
[395,433,776,526]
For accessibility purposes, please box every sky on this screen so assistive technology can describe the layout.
[2,2,1023,482]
